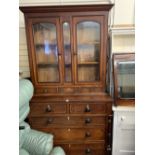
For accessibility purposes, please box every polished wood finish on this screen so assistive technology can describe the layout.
[29,116,106,127]
[19,4,113,13]
[112,53,135,106]
[56,142,106,155]
[33,127,106,141]
[20,4,113,155]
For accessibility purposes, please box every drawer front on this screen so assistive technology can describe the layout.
[69,143,106,155]
[54,142,106,155]
[35,88,58,94]
[70,103,108,114]
[35,128,106,141]
[30,103,67,116]
[117,111,135,126]
[29,116,106,127]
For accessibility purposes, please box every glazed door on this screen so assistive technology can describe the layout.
[29,18,62,85]
[60,17,73,84]
[73,16,105,84]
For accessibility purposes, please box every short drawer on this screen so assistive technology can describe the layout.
[117,111,135,125]
[35,88,58,94]
[35,127,106,141]
[69,142,106,155]
[70,103,109,114]
[29,116,106,127]
[29,103,67,116]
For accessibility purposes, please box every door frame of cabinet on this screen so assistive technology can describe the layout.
[27,17,63,85]
[72,15,106,86]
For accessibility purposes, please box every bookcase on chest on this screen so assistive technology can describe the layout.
[20,4,113,155]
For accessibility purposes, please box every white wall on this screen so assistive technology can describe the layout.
[111,0,135,27]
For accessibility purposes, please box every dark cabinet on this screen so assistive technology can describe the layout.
[20,4,113,155]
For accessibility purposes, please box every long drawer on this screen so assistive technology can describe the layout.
[55,142,106,155]
[29,102,112,116]
[29,116,106,127]
[69,143,106,155]
[34,127,106,141]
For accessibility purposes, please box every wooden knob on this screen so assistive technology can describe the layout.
[85,132,91,137]
[85,105,91,112]
[85,148,91,154]
[46,105,52,112]
[85,118,91,124]
[47,118,53,124]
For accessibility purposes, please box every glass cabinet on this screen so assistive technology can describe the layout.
[33,22,60,82]
[20,5,113,155]
[113,53,135,106]
[75,20,100,82]
[28,15,106,89]
[19,4,113,93]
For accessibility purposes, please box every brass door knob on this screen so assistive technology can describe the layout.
[65,99,69,103]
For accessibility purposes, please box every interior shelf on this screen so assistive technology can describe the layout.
[37,63,58,68]
[78,62,99,65]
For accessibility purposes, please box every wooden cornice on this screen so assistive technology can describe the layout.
[19,4,114,13]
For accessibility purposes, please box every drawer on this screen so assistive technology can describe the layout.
[117,111,135,127]
[35,88,58,94]
[36,127,106,141]
[29,116,106,127]
[29,103,67,116]
[70,103,109,114]
[69,143,106,155]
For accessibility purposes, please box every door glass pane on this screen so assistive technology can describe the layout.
[63,22,72,82]
[77,21,100,82]
[117,61,135,98]
[33,23,59,82]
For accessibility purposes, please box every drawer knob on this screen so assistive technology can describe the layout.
[85,105,91,112]
[85,131,91,137]
[47,118,53,124]
[121,116,126,121]
[85,148,91,154]
[85,118,91,124]
[46,105,52,112]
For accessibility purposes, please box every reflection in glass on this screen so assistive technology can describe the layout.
[63,22,72,82]
[77,21,100,82]
[33,23,59,82]
[117,61,135,98]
